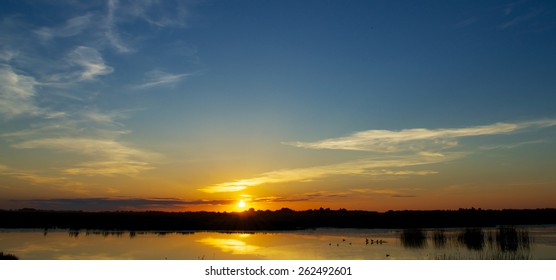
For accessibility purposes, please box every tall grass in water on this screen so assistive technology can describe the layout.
[477,227,531,260]
[458,228,484,250]
[400,229,427,249]
[437,227,531,259]
[497,227,531,251]
[432,230,447,248]
[0,252,19,260]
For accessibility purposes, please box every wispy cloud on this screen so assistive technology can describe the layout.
[133,70,191,89]
[249,189,419,205]
[499,9,541,29]
[118,0,189,28]
[0,49,18,62]
[252,191,351,203]
[35,13,94,41]
[284,120,556,153]
[0,164,66,186]
[40,46,114,85]
[2,109,125,140]
[15,197,234,211]
[203,119,556,193]
[12,137,159,176]
[252,196,312,203]
[2,100,156,177]
[198,154,455,193]
[82,109,125,126]
[67,46,113,80]
[0,64,42,119]
[105,0,133,53]
[0,164,87,194]
[351,188,419,198]
[199,185,250,194]
[103,0,189,53]
[479,139,549,151]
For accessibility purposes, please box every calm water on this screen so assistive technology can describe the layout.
[1,226,555,260]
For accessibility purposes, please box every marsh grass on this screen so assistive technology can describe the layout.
[431,226,532,259]
[458,228,484,250]
[400,229,427,249]
[496,227,530,252]
[432,230,447,248]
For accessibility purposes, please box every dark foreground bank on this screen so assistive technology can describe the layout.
[1,208,555,231]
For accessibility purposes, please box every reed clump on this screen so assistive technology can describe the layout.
[496,227,530,252]
[458,228,484,250]
[400,229,427,248]
[432,230,447,248]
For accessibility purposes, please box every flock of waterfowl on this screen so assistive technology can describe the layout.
[328,237,391,257]
[329,237,386,246]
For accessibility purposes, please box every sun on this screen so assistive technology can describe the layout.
[237,200,246,208]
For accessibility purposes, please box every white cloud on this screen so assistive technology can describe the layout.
[105,0,133,53]
[198,154,456,193]
[198,185,248,194]
[12,137,159,176]
[2,109,128,140]
[284,120,556,153]
[102,0,188,53]
[203,119,556,193]
[67,46,113,80]
[120,0,188,28]
[350,188,419,198]
[0,164,86,193]
[134,70,191,89]
[63,160,152,176]
[35,14,93,40]
[0,64,42,119]
[0,49,18,62]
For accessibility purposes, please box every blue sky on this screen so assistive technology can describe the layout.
[1,0,556,211]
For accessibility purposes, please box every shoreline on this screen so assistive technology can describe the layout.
[1,208,555,231]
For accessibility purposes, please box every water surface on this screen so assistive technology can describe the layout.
[1,226,555,259]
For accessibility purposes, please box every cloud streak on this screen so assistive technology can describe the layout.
[118,0,188,28]
[284,120,556,152]
[14,197,234,211]
[198,154,455,193]
[35,14,94,40]
[0,64,42,119]
[0,164,87,194]
[203,119,556,193]
[103,0,189,53]
[67,46,113,81]
[134,70,191,89]
[12,137,159,176]
[105,0,133,53]
[499,9,541,29]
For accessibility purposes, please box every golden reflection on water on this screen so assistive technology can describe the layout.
[196,238,260,255]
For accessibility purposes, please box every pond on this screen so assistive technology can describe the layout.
[1,226,555,260]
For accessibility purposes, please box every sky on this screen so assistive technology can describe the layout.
[1,0,556,212]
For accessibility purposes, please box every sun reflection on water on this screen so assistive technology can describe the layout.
[196,237,259,254]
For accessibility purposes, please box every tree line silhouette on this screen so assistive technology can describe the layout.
[0,252,18,260]
[1,208,555,231]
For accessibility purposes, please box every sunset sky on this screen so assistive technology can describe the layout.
[1,0,556,212]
